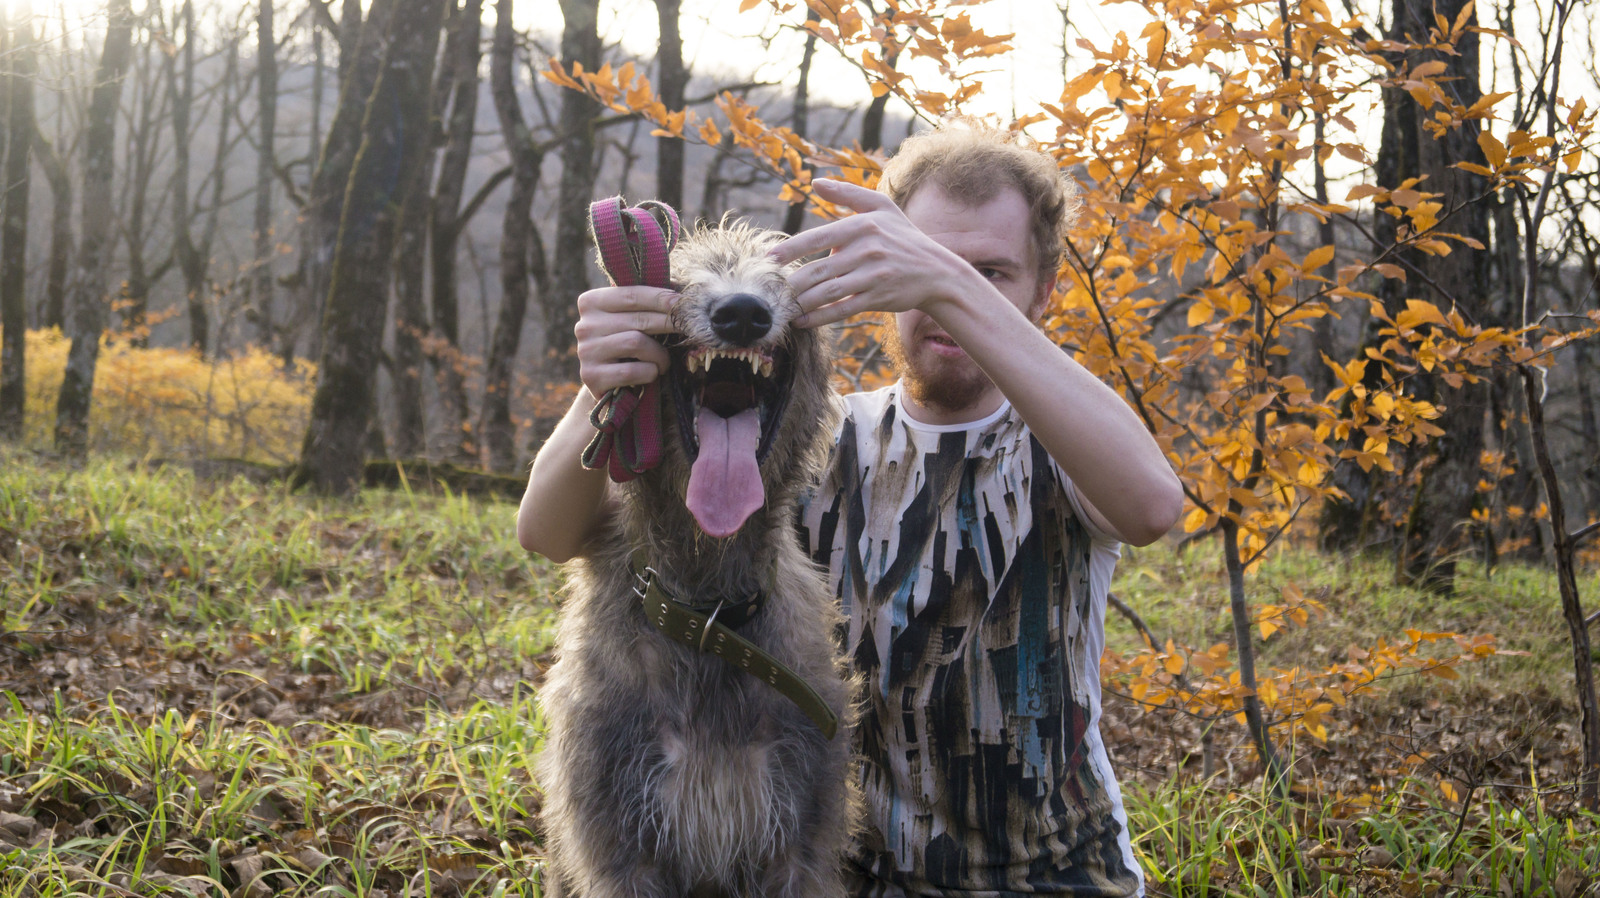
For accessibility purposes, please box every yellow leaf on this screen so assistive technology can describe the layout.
[1187,299,1214,327]
[738,0,761,10]
[1302,245,1335,272]
[1564,149,1583,173]
[1163,653,1185,675]
[1260,620,1279,640]
[1478,131,1506,169]
[1103,70,1124,102]
[1145,24,1167,66]
[1439,780,1460,802]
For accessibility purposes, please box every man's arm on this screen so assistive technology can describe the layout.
[517,389,616,563]
[516,285,678,562]
[773,179,1182,546]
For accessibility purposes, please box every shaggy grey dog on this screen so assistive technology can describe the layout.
[537,221,857,898]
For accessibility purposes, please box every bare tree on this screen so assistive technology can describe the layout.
[429,0,484,462]
[481,0,547,472]
[117,12,175,349]
[547,0,601,381]
[31,124,71,331]
[250,0,279,352]
[0,4,36,440]
[295,0,448,492]
[167,0,238,356]
[654,0,684,210]
[54,0,136,459]
[298,0,394,364]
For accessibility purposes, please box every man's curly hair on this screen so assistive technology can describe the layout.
[877,117,1081,283]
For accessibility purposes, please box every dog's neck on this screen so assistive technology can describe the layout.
[615,483,797,596]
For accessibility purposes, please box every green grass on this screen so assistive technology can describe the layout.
[2,448,1596,897]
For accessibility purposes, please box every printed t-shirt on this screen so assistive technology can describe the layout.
[798,384,1143,898]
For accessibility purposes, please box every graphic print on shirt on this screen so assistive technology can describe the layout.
[800,387,1141,897]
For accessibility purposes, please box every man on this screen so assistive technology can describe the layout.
[518,122,1182,896]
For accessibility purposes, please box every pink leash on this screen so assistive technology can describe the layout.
[581,197,682,482]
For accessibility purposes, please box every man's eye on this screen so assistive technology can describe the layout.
[978,267,1004,281]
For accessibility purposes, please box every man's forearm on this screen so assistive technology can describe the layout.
[517,389,615,563]
[931,288,1183,546]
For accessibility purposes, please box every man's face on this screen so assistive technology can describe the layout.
[882,183,1054,421]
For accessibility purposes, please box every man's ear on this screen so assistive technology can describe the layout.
[1028,274,1059,321]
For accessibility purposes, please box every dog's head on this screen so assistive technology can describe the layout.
[657,220,833,539]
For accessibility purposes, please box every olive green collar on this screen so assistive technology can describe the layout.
[630,551,839,740]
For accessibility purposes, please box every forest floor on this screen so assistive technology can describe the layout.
[1,449,1596,897]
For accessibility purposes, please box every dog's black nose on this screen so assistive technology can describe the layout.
[710,294,773,346]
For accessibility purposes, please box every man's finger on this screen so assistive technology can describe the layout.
[795,293,874,329]
[811,176,896,213]
[577,286,678,316]
[770,219,853,267]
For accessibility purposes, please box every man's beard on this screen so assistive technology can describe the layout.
[879,319,994,416]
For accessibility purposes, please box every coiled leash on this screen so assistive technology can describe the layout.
[580,197,682,482]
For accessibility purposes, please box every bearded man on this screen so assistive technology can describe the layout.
[518,121,1182,897]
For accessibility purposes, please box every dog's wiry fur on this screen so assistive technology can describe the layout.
[537,221,857,898]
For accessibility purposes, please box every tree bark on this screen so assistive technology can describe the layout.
[301,0,395,365]
[30,125,70,331]
[0,6,35,441]
[119,27,172,350]
[429,0,483,463]
[782,8,820,236]
[653,0,685,210]
[53,0,134,460]
[1391,0,1494,593]
[481,0,545,473]
[547,0,601,381]
[251,0,279,353]
[1520,365,1600,809]
[295,0,448,492]
[1321,0,1495,592]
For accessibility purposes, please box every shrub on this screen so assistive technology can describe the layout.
[14,328,314,463]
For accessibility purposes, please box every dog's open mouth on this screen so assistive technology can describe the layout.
[669,343,795,538]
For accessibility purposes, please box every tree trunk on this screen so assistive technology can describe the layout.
[481,0,544,473]
[31,125,70,331]
[53,0,134,459]
[0,6,35,441]
[119,30,170,350]
[390,170,430,459]
[1222,517,1290,791]
[168,0,213,356]
[654,0,684,210]
[782,8,820,236]
[55,0,134,457]
[1320,0,1494,592]
[252,0,279,352]
[429,0,483,463]
[301,0,395,365]
[1520,365,1600,809]
[1391,0,1494,593]
[547,0,600,381]
[295,0,448,493]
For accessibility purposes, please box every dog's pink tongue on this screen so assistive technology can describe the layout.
[687,407,763,538]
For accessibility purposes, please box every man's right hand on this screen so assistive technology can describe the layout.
[574,286,679,396]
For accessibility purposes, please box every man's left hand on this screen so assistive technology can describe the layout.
[770,178,972,329]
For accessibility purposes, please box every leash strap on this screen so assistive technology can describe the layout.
[631,553,840,740]
[581,197,683,482]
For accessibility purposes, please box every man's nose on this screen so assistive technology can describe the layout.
[710,294,773,346]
